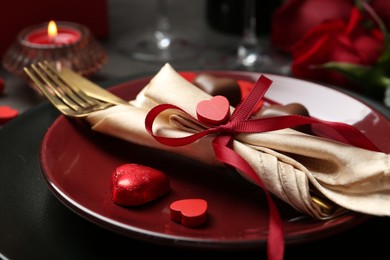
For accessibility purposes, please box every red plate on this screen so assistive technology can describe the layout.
[39,71,389,250]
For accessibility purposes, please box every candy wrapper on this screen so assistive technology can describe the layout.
[86,63,390,220]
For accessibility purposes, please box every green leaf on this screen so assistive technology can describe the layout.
[321,61,390,99]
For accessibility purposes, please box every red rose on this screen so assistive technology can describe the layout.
[291,7,384,88]
[371,0,390,32]
[271,0,354,53]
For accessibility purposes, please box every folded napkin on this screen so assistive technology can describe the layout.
[86,63,390,220]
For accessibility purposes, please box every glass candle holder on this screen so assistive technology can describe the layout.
[2,21,107,85]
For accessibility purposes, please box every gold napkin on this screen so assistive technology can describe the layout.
[86,63,390,220]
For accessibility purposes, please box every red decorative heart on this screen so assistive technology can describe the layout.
[237,79,264,112]
[111,164,170,206]
[196,95,230,125]
[169,199,208,227]
[179,71,197,82]
[0,106,19,125]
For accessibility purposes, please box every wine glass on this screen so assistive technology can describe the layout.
[236,0,269,68]
[116,0,200,62]
[202,0,289,74]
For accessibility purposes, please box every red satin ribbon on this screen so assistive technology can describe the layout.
[144,75,380,260]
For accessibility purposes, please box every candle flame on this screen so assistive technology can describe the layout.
[47,20,58,38]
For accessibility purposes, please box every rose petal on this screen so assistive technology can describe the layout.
[371,0,390,32]
[292,20,345,58]
[271,0,354,53]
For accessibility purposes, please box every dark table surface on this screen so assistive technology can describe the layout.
[1,0,389,259]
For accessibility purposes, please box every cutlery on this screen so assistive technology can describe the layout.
[58,66,129,106]
[23,62,117,117]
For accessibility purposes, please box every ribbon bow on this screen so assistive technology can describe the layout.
[145,75,380,260]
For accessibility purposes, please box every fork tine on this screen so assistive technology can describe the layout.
[23,62,114,117]
[40,61,100,108]
[37,62,102,111]
[30,63,84,112]
[24,65,81,117]
[23,65,74,112]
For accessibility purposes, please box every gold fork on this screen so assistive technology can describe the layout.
[58,66,129,106]
[23,62,117,117]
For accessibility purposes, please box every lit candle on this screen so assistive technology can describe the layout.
[24,20,81,46]
[2,20,107,80]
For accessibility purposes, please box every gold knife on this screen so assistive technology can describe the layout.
[59,67,129,106]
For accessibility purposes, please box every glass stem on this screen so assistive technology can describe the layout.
[237,0,262,66]
[154,0,172,50]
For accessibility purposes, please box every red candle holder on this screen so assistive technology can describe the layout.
[2,21,107,86]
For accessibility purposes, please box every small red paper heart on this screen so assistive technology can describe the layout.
[238,79,264,112]
[237,79,253,99]
[112,164,170,206]
[169,199,208,227]
[0,106,19,125]
[179,71,197,82]
[196,95,230,125]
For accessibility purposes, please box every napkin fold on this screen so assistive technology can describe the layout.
[86,63,390,220]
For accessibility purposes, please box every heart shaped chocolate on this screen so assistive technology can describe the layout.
[111,163,170,206]
[254,103,311,133]
[255,103,310,118]
[192,73,241,107]
[169,199,208,227]
[196,95,230,125]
